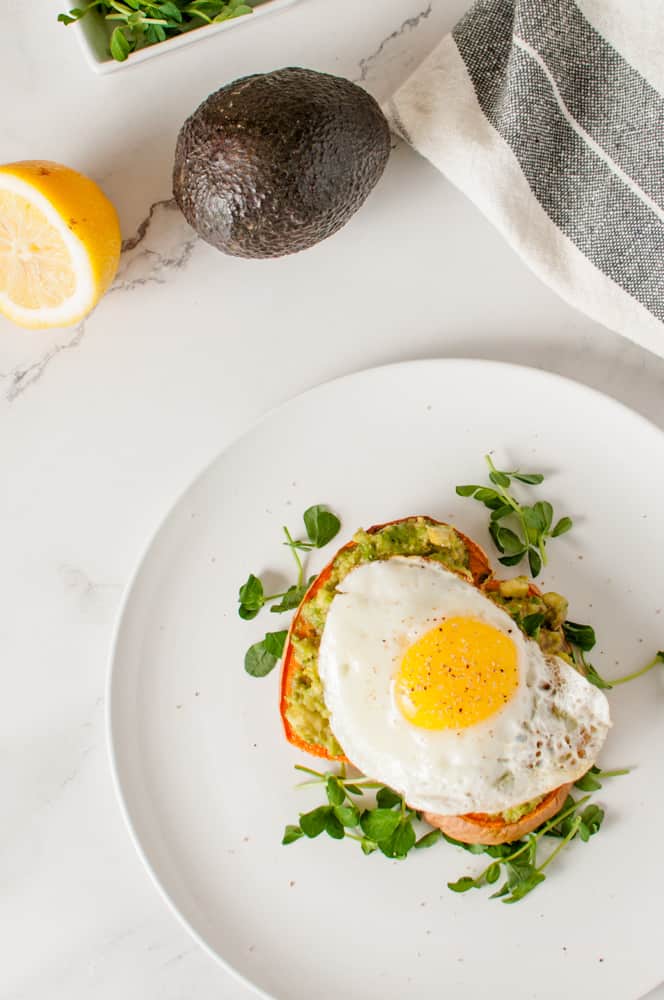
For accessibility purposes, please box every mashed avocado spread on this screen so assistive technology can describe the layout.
[284,517,570,819]
[493,796,545,824]
[286,518,472,756]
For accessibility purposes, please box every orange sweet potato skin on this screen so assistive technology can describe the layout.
[422,782,573,845]
[279,517,492,761]
[279,538,353,761]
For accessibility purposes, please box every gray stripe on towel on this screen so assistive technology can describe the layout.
[514,0,664,210]
[453,0,664,321]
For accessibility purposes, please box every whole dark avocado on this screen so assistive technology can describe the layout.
[172,67,391,259]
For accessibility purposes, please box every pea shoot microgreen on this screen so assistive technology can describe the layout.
[239,505,340,677]
[57,0,253,62]
[457,457,660,690]
[283,764,628,903]
[608,650,664,687]
[237,572,315,621]
[456,456,572,577]
[244,630,288,678]
[301,506,342,549]
[284,764,422,860]
[562,620,663,692]
[573,763,631,792]
[562,621,596,651]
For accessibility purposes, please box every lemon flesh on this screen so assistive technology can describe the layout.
[0,160,121,329]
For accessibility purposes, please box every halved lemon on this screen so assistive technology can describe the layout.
[0,160,121,329]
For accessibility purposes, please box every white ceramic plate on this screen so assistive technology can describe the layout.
[109,360,664,1000]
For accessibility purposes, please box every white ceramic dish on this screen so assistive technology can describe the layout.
[109,359,664,1000]
[71,0,300,74]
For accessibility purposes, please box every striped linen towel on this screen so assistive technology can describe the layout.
[386,0,664,356]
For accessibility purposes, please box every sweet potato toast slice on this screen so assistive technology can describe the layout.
[279,520,577,842]
[422,782,573,845]
[279,516,492,760]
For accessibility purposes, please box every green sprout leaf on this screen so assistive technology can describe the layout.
[498,552,527,567]
[582,661,613,690]
[511,472,544,485]
[490,524,524,556]
[456,456,571,578]
[299,805,331,838]
[282,824,303,845]
[415,829,442,849]
[334,804,361,827]
[325,812,345,840]
[485,863,501,884]
[303,505,341,548]
[244,630,288,677]
[502,871,546,903]
[344,783,363,795]
[552,516,573,537]
[326,776,346,807]
[580,804,604,836]
[484,843,516,859]
[269,578,313,613]
[447,876,477,893]
[376,786,403,809]
[238,573,264,619]
[58,10,84,24]
[574,771,602,792]
[489,470,511,488]
[522,505,544,543]
[262,630,287,656]
[159,0,182,19]
[474,488,502,509]
[110,26,131,60]
[238,506,341,677]
[563,621,596,651]
[490,504,514,522]
[534,501,553,532]
[386,819,417,859]
[521,612,546,637]
[528,548,542,578]
[360,808,402,843]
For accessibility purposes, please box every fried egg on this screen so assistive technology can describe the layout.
[317,557,611,815]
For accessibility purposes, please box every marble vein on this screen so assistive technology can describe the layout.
[113,198,198,293]
[163,948,197,967]
[120,198,175,254]
[353,2,433,83]
[1,199,197,403]
[2,321,87,403]
[59,564,122,598]
[58,745,95,794]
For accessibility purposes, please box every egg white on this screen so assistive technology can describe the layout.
[318,556,611,815]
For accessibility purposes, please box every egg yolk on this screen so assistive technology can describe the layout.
[395,617,519,729]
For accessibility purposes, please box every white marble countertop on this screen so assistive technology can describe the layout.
[2,1,664,997]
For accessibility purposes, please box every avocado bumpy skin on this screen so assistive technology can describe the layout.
[172,67,391,259]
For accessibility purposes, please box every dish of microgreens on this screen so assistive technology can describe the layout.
[109,361,664,1000]
[59,0,298,69]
